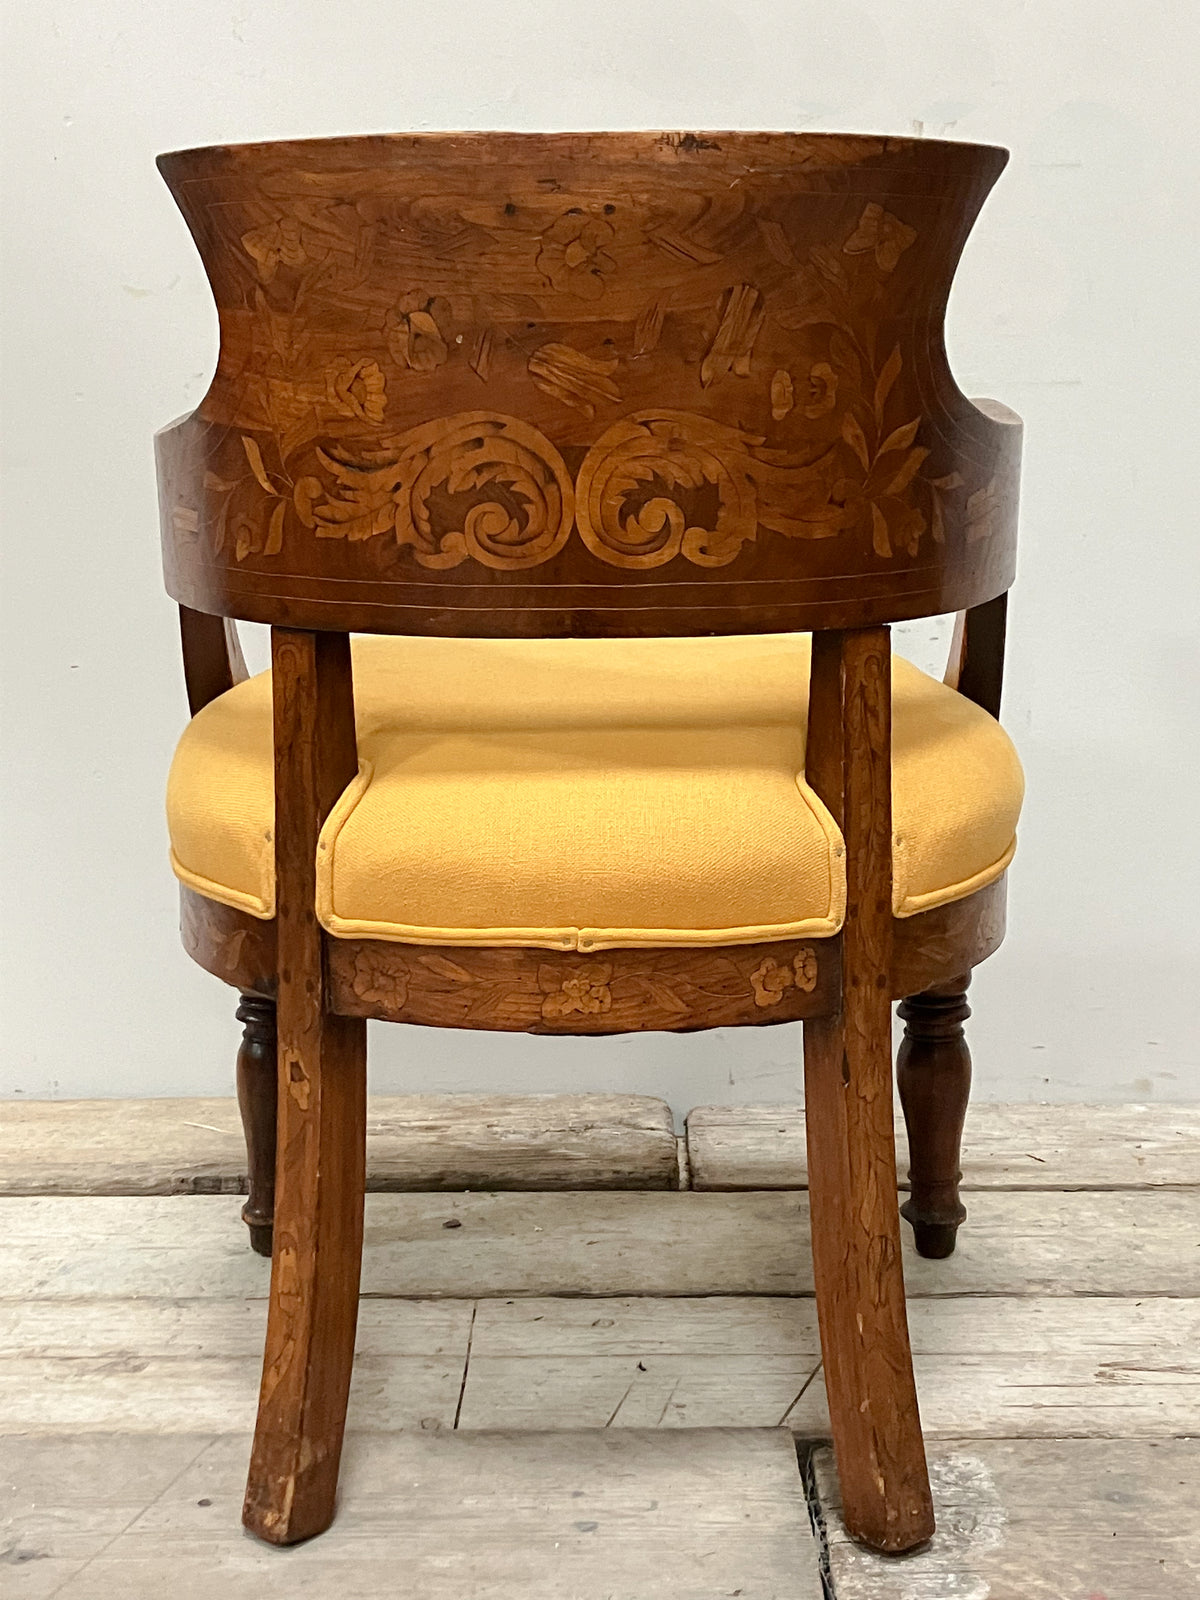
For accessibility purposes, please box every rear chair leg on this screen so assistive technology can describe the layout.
[242,1006,367,1544]
[236,993,277,1257]
[805,1010,934,1552]
[897,974,972,1259]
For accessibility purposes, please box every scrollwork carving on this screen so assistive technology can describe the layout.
[296,412,575,571]
[574,410,841,569]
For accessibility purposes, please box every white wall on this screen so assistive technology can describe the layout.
[2,0,1197,1108]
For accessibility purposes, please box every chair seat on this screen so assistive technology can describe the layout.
[167,634,1023,951]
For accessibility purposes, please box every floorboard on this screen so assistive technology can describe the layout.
[4,1188,1196,1299]
[1,1429,822,1600]
[686,1102,1200,1191]
[3,1292,1194,1439]
[0,1093,679,1195]
[813,1438,1200,1599]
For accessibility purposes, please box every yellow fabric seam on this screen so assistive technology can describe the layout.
[894,833,1017,918]
[168,848,275,920]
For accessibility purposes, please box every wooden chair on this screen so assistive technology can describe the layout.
[156,131,1023,1556]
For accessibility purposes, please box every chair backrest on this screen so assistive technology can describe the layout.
[157,131,1019,639]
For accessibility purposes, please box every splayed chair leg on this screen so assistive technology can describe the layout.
[802,626,933,1553]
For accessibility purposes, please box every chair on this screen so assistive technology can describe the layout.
[156,131,1023,1555]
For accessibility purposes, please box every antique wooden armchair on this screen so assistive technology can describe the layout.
[156,131,1022,1556]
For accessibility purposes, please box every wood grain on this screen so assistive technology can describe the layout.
[243,628,366,1545]
[802,628,933,1551]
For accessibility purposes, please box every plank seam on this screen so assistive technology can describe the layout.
[799,1442,837,1600]
[452,1301,477,1431]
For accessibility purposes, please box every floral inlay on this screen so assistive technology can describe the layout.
[326,359,387,424]
[241,216,314,282]
[539,962,614,1019]
[351,947,409,1011]
[386,293,449,373]
[802,362,839,419]
[750,949,819,1008]
[536,210,617,300]
[842,203,917,273]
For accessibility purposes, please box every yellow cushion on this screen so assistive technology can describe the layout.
[167,634,1022,950]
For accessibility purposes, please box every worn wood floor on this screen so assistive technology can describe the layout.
[1,1096,1197,1598]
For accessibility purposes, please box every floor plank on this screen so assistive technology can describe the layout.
[460,1295,1200,1439]
[0,1093,679,1196]
[4,1189,1196,1299]
[813,1438,1200,1599]
[3,1293,1194,1440]
[686,1102,1200,1190]
[1,1429,823,1600]
[0,1434,211,1600]
[0,1299,471,1434]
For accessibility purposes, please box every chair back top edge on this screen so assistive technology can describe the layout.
[156,130,1020,639]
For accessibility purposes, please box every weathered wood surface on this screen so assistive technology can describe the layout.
[0,1299,472,1435]
[0,1428,821,1599]
[458,1295,1200,1440]
[4,1189,1197,1299]
[814,1438,1200,1599]
[3,1292,1195,1441]
[0,1093,679,1195]
[686,1101,1200,1191]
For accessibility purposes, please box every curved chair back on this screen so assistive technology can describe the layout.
[157,131,1019,638]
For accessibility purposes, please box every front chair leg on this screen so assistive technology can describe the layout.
[242,1004,367,1545]
[236,993,277,1258]
[897,974,972,1259]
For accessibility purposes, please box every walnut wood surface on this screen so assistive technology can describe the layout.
[897,975,973,1259]
[801,628,933,1551]
[243,629,367,1546]
[180,877,1006,1027]
[945,593,1007,719]
[157,132,1020,639]
[178,605,248,714]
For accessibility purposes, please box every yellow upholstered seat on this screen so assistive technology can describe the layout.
[167,634,1023,951]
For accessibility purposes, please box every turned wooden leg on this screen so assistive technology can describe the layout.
[897,974,972,1260]
[236,993,277,1258]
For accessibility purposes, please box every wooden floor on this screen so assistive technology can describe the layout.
[1,1097,1197,1598]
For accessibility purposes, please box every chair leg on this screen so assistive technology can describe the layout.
[242,1006,367,1546]
[235,993,277,1258]
[804,1008,934,1552]
[897,974,972,1259]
